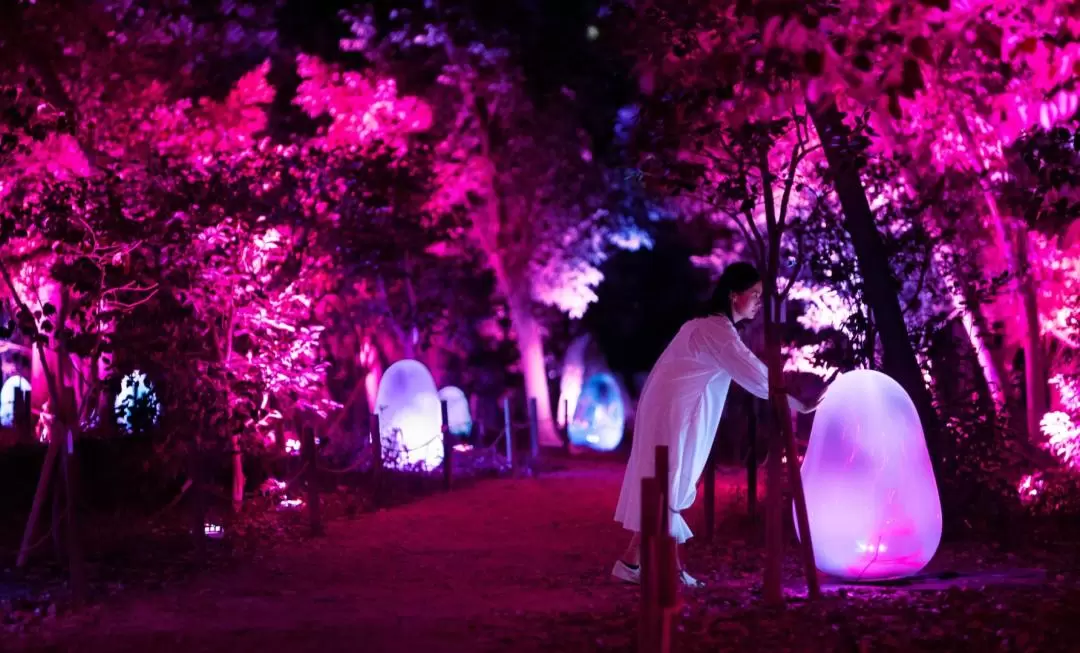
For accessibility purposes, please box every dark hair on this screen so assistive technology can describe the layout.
[703,262,761,320]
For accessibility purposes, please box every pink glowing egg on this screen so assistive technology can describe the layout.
[796,369,942,581]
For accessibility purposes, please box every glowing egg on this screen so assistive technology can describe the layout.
[376,360,443,470]
[796,369,941,581]
[567,372,625,452]
[437,386,473,437]
[115,370,161,434]
[0,375,30,428]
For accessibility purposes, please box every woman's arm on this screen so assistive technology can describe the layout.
[720,337,771,400]
[690,319,770,399]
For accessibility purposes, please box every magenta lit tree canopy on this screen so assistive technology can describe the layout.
[796,370,942,581]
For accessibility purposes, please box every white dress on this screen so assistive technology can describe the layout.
[614,316,770,543]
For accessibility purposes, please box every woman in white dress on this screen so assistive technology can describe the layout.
[612,262,817,587]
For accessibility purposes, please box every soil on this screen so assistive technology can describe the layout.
[9,458,1080,652]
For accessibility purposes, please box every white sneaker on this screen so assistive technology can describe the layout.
[612,560,641,584]
[680,569,704,588]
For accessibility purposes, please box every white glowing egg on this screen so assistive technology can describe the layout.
[796,369,942,581]
[376,360,443,470]
[0,375,30,428]
[437,386,473,437]
[567,372,625,452]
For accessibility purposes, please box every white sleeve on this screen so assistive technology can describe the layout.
[690,319,770,400]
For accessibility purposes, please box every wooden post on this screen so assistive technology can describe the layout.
[653,444,677,653]
[528,397,539,461]
[764,394,785,607]
[190,443,207,557]
[657,533,678,653]
[639,476,660,653]
[654,445,669,537]
[747,397,758,520]
[302,423,323,536]
[441,399,452,492]
[781,408,821,600]
[502,397,513,469]
[703,453,716,543]
[370,413,382,506]
[60,429,87,608]
[562,398,570,452]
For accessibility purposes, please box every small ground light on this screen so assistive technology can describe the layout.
[204,523,224,539]
[586,25,599,41]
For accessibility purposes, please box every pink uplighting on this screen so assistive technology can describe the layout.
[796,370,942,581]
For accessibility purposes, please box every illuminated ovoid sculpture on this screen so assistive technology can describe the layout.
[114,370,161,434]
[437,386,472,437]
[796,369,941,581]
[375,360,443,470]
[567,372,625,452]
[0,375,30,428]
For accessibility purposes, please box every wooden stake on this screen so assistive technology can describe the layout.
[639,476,660,653]
[747,397,758,520]
[562,398,570,452]
[230,433,244,513]
[781,407,820,600]
[654,445,669,537]
[302,423,323,536]
[657,534,678,653]
[527,397,539,461]
[370,413,382,507]
[764,394,785,607]
[190,444,207,557]
[502,397,513,469]
[441,399,452,491]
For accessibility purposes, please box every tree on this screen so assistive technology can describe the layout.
[334,5,639,447]
[1,1,449,526]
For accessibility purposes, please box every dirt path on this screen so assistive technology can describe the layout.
[17,459,742,653]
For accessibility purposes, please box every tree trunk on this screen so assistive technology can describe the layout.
[223,308,244,512]
[1015,229,1048,441]
[952,112,1044,434]
[503,286,560,448]
[807,99,941,465]
[873,110,1008,412]
[761,290,785,607]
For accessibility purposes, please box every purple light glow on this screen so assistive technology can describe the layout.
[375,360,443,471]
[796,370,942,581]
[567,372,625,452]
[437,386,472,437]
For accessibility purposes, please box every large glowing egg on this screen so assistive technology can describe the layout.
[376,360,443,470]
[567,372,625,452]
[437,386,473,437]
[796,369,941,581]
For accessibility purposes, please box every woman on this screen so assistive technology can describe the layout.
[612,262,816,587]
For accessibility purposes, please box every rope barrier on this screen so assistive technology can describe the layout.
[0,523,56,559]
